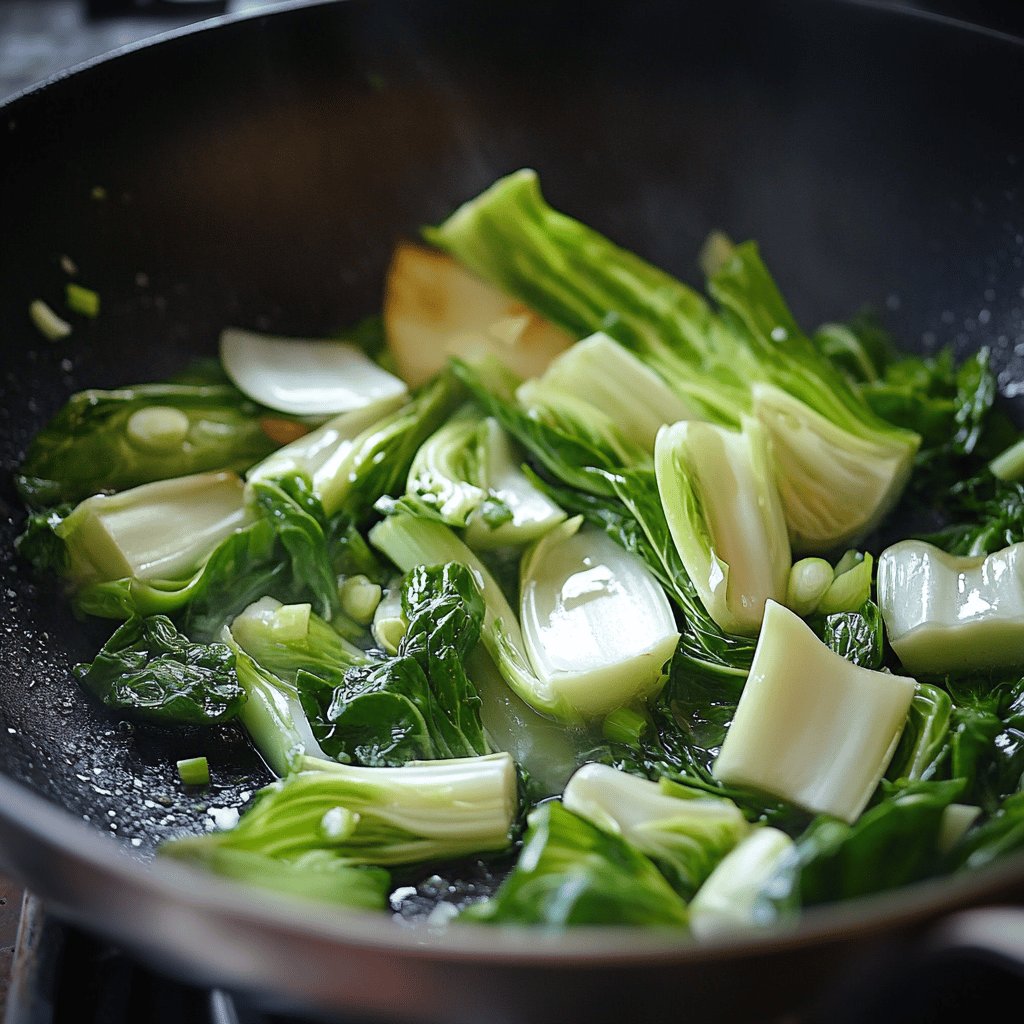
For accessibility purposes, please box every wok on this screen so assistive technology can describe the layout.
[1,0,1024,1020]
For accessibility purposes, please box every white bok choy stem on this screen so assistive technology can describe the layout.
[688,827,795,940]
[713,600,916,823]
[405,406,488,525]
[405,409,565,548]
[877,539,1024,675]
[246,399,405,499]
[58,470,253,586]
[219,327,407,416]
[290,752,519,858]
[654,417,790,636]
[531,332,698,450]
[519,518,679,719]
[221,624,332,778]
[751,383,916,554]
[463,418,566,550]
[562,763,748,896]
[368,512,566,719]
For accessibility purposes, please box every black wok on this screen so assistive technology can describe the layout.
[2,1,1024,1020]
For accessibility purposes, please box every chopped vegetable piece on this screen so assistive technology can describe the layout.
[713,600,916,822]
[163,752,517,867]
[562,764,748,897]
[177,756,210,786]
[939,803,981,853]
[29,299,72,341]
[462,419,565,549]
[461,801,689,927]
[989,436,1024,481]
[655,417,790,635]
[519,518,680,719]
[76,616,245,726]
[16,382,286,509]
[689,827,795,939]
[786,558,833,617]
[816,551,873,615]
[219,328,407,416]
[57,470,252,587]
[877,539,1024,675]
[66,283,100,318]
[297,563,493,767]
[339,574,382,625]
[531,332,696,450]
[383,241,573,388]
[750,383,914,552]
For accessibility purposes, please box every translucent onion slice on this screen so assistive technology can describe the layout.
[383,242,573,387]
[220,327,407,416]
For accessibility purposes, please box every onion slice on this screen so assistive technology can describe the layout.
[220,327,407,416]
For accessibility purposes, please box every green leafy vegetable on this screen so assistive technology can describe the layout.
[162,752,517,867]
[562,764,748,899]
[298,563,492,766]
[461,801,689,927]
[755,779,966,920]
[428,170,919,551]
[75,615,245,725]
[16,383,290,508]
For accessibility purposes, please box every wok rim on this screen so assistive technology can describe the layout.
[2,770,1023,965]
[0,0,1022,977]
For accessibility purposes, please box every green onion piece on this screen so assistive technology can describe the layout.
[66,283,101,318]
[29,299,73,341]
[990,437,1024,482]
[177,756,210,786]
[602,707,649,745]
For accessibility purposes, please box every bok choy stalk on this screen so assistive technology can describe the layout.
[452,358,636,499]
[518,518,679,718]
[369,511,560,717]
[296,563,493,767]
[45,467,381,639]
[530,332,696,450]
[688,827,795,939]
[15,382,296,508]
[75,615,245,726]
[225,634,331,777]
[713,601,917,823]
[369,512,679,722]
[406,406,565,548]
[460,801,689,927]
[877,539,1024,675]
[162,849,391,910]
[56,471,253,589]
[161,752,518,867]
[219,327,407,416]
[654,418,790,636]
[248,374,457,519]
[229,597,368,685]
[425,169,920,551]
[562,763,748,898]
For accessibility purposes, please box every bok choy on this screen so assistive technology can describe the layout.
[16,168,1024,932]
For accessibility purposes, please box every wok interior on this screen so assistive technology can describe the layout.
[1,0,1023,936]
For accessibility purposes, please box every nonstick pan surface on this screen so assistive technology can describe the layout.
[2,1,1024,1021]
